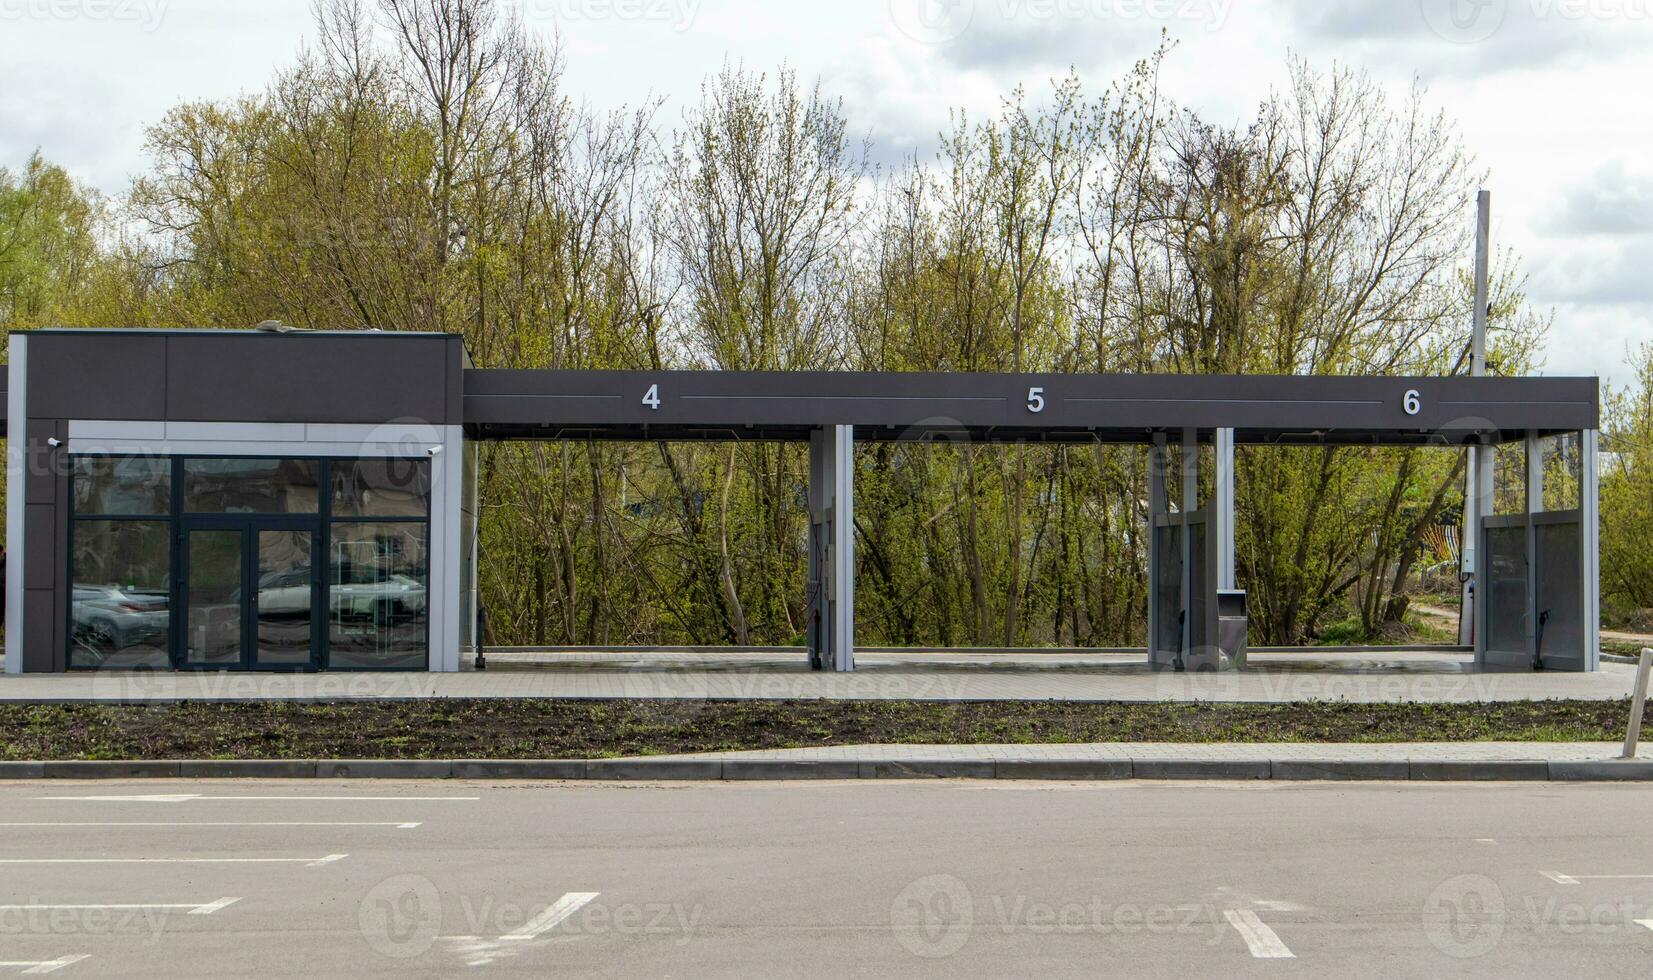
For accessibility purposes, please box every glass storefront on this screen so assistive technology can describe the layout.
[328,522,429,670]
[68,456,430,670]
[70,519,172,668]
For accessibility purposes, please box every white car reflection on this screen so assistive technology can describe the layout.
[72,585,169,651]
[256,568,427,622]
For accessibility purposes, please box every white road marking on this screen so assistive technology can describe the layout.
[446,892,601,967]
[1474,838,1497,844]
[1,955,89,974]
[36,795,476,802]
[1209,887,1308,914]
[1540,871,1653,885]
[500,892,601,942]
[0,822,420,829]
[1636,919,1653,933]
[0,899,239,916]
[1223,908,1295,959]
[0,855,347,867]
[38,795,198,803]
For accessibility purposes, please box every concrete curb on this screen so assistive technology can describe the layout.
[9,756,1653,781]
[1131,759,1272,780]
[1270,760,1412,781]
[1408,760,1549,781]
[1547,759,1653,781]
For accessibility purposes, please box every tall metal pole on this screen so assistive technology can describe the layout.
[1460,190,1491,647]
[1471,190,1490,377]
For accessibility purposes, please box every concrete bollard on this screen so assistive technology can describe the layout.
[1622,648,1653,760]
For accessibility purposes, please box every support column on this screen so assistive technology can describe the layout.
[1147,434,1168,664]
[1582,429,1601,671]
[1214,427,1235,591]
[1461,190,1492,647]
[1470,437,1496,662]
[1179,430,1198,666]
[806,425,854,671]
[1526,432,1544,670]
[1526,431,1545,515]
[1459,444,1481,647]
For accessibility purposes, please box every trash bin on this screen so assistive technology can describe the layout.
[1216,589,1248,670]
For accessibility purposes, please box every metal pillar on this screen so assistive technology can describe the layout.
[1147,434,1168,667]
[1214,427,1235,591]
[1582,429,1601,670]
[806,425,854,671]
[1179,431,1198,665]
[1526,432,1544,670]
[1470,436,1496,663]
[1460,190,1492,646]
[1526,432,1545,515]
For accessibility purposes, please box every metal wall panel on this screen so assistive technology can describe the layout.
[1483,524,1529,667]
[1535,517,1584,669]
[22,330,462,426]
[1151,519,1183,667]
[26,333,168,420]
[164,333,458,425]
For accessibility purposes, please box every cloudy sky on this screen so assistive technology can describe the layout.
[2,0,1649,384]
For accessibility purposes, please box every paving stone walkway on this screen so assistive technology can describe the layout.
[0,651,1638,703]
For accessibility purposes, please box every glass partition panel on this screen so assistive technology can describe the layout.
[184,459,320,514]
[1541,434,1582,512]
[1485,525,1528,661]
[1188,518,1210,656]
[72,457,171,516]
[328,522,429,669]
[1535,520,1583,666]
[70,519,171,668]
[331,459,431,518]
[1154,523,1183,657]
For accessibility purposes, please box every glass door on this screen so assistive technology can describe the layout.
[180,519,319,669]
[254,527,318,668]
[182,526,244,668]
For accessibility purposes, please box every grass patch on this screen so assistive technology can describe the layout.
[0,698,1633,761]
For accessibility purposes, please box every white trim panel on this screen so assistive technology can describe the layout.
[5,335,25,675]
[430,424,464,672]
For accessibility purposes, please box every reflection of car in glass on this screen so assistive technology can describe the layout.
[254,565,427,624]
[72,585,169,652]
[331,573,427,624]
[256,568,313,617]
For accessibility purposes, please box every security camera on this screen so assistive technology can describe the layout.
[427,445,443,457]
[46,437,62,448]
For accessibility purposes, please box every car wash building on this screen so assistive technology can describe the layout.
[2,328,1603,674]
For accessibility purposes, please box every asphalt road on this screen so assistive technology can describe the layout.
[0,779,1650,977]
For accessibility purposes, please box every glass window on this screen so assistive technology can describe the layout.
[70,520,171,668]
[327,522,428,669]
[72,457,170,516]
[184,458,320,514]
[331,459,431,518]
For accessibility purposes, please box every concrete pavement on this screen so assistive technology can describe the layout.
[8,742,1652,782]
[0,650,1639,703]
[1,779,1652,977]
